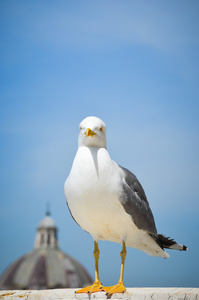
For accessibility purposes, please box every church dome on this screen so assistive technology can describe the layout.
[0,212,92,290]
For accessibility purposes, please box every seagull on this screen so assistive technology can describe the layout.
[64,116,187,297]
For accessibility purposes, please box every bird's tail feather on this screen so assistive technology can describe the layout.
[150,233,188,251]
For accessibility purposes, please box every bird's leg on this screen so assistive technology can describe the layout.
[93,241,101,284]
[75,241,105,294]
[118,241,126,287]
[105,241,127,297]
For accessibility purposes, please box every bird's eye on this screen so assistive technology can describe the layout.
[99,127,103,132]
[80,126,82,130]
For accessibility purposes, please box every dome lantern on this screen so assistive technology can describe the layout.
[34,211,58,249]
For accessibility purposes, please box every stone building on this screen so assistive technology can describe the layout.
[0,212,92,290]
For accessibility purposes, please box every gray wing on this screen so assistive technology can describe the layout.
[120,166,157,235]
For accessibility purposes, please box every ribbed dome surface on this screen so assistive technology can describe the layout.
[0,212,92,290]
[0,248,92,290]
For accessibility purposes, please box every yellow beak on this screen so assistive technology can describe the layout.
[84,128,96,137]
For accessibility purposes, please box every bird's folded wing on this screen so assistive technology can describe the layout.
[119,166,157,235]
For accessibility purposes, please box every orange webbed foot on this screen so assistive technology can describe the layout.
[75,281,105,294]
[104,282,126,298]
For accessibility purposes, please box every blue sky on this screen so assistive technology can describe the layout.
[0,0,199,288]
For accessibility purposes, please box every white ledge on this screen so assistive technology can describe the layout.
[0,288,198,300]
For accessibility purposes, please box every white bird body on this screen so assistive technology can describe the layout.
[65,144,168,258]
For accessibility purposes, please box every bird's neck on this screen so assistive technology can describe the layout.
[73,146,112,177]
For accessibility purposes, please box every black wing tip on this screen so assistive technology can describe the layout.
[182,245,188,251]
[169,243,188,251]
[156,234,188,251]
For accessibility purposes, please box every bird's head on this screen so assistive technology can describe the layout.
[78,116,107,148]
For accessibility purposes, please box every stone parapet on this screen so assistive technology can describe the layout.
[0,288,198,300]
